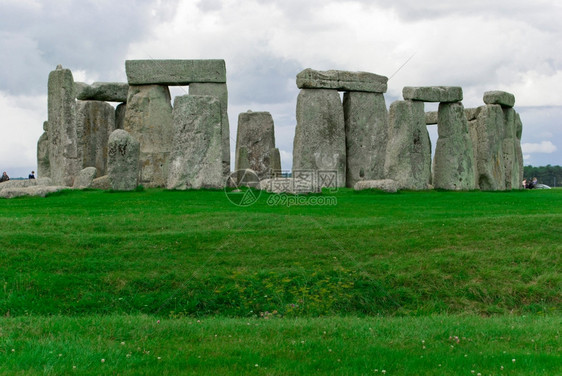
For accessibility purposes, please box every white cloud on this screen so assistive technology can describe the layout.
[0,91,46,170]
[521,141,558,154]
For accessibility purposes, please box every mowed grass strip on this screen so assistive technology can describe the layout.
[0,314,560,375]
[0,189,560,316]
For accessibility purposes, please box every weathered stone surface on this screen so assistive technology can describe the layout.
[353,179,399,193]
[235,146,250,184]
[465,107,481,121]
[425,111,438,125]
[343,92,388,187]
[189,83,230,177]
[76,100,116,177]
[296,69,388,93]
[167,95,223,190]
[474,104,505,190]
[468,117,480,189]
[271,148,282,175]
[433,102,476,190]
[107,129,140,191]
[258,177,316,194]
[403,86,463,103]
[383,100,432,190]
[37,131,50,178]
[502,108,515,189]
[235,111,276,180]
[292,89,346,188]
[123,85,173,187]
[75,82,129,102]
[48,65,80,186]
[43,120,48,131]
[125,59,226,85]
[513,113,524,189]
[91,175,111,190]
[73,167,97,188]
[115,103,126,130]
[0,177,52,192]
[0,185,66,199]
[483,91,515,107]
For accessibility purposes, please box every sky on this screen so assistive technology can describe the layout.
[1,0,561,178]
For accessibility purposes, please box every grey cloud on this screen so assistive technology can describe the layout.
[0,0,179,95]
[228,54,303,107]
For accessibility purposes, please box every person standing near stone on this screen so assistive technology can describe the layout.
[0,172,9,182]
[28,171,35,179]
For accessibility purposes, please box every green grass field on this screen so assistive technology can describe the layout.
[0,188,560,374]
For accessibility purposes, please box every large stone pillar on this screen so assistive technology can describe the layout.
[433,102,476,190]
[37,121,50,178]
[235,111,277,180]
[189,83,230,178]
[343,92,388,187]
[115,103,126,130]
[292,89,346,188]
[502,107,517,190]
[108,129,140,191]
[123,85,173,187]
[514,113,524,189]
[383,100,431,190]
[167,95,223,190]
[76,100,116,177]
[47,65,80,186]
[474,104,505,190]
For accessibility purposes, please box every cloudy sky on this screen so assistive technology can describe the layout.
[1,0,561,177]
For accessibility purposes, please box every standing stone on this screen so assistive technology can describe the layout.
[76,100,116,177]
[115,103,126,130]
[343,92,388,187]
[293,89,346,188]
[189,83,230,177]
[235,146,251,184]
[271,148,282,176]
[235,111,276,180]
[384,100,431,190]
[123,85,173,187]
[513,113,524,189]
[474,104,505,190]
[433,102,476,190]
[37,131,50,179]
[167,95,223,190]
[48,65,80,186]
[502,108,516,189]
[468,114,480,189]
[107,129,140,191]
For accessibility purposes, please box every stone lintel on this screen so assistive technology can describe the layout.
[75,82,129,102]
[296,68,388,93]
[125,59,226,85]
[483,91,515,107]
[403,86,463,103]
[425,111,438,125]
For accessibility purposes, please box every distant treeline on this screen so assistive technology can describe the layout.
[524,165,561,187]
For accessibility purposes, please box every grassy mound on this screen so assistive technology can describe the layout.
[0,188,560,374]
